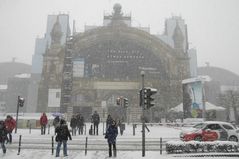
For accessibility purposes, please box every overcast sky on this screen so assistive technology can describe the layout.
[0,0,239,75]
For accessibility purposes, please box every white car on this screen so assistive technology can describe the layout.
[180,121,239,142]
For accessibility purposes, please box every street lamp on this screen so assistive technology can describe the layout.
[140,71,145,157]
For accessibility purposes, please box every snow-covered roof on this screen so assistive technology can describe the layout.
[170,102,225,112]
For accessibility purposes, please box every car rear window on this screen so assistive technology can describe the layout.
[193,123,204,129]
[222,124,234,130]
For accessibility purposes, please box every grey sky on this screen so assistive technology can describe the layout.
[0,0,239,75]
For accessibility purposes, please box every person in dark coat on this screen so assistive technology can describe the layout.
[106,114,113,130]
[4,115,16,143]
[40,112,48,135]
[0,120,8,154]
[70,115,77,136]
[91,111,100,135]
[53,116,60,134]
[78,115,85,135]
[105,120,118,157]
[55,119,72,157]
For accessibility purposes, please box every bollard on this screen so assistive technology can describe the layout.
[52,136,54,155]
[102,122,105,135]
[29,124,31,134]
[85,137,88,156]
[48,124,50,134]
[17,135,22,155]
[160,137,162,155]
[133,124,135,136]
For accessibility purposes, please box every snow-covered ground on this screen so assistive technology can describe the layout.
[1,123,239,159]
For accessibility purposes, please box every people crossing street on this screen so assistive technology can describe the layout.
[40,112,48,135]
[105,120,118,157]
[4,115,16,143]
[77,114,85,135]
[55,119,72,157]
[70,115,77,136]
[91,111,100,135]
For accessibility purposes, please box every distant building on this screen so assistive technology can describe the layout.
[0,61,31,84]
[31,14,70,74]
[156,16,197,78]
[5,75,30,113]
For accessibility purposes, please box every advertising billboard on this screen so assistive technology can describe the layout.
[182,80,203,118]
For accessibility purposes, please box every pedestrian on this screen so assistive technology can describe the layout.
[0,120,8,154]
[106,114,113,130]
[53,116,60,134]
[118,119,125,135]
[4,115,16,143]
[105,120,118,157]
[40,112,48,135]
[78,114,85,135]
[91,111,100,135]
[70,115,77,136]
[55,119,72,157]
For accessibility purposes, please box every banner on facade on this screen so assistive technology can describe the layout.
[182,79,203,118]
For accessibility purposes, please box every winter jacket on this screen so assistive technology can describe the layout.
[91,113,100,125]
[70,117,77,128]
[0,121,8,142]
[40,114,48,126]
[77,116,85,127]
[5,117,16,132]
[105,125,118,144]
[55,124,72,142]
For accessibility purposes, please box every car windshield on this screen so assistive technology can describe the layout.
[193,123,205,129]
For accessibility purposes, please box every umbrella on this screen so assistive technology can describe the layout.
[51,112,64,118]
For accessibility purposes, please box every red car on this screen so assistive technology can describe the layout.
[180,121,239,142]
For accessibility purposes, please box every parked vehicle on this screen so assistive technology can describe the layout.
[180,121,239,142]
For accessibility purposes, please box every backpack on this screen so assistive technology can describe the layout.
[0,121,4,130]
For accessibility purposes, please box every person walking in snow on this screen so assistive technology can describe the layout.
[40,112,48,135]
[0,120,8,154]
[70,115,77,136]
[105,120,118,157]
[55,119,72,157]
[4,115,16,143]
[91,111,100,135]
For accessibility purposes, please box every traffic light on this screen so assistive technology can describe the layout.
[145,87,157,109]
[18,97,25,107]
[123,98,129,108]
[139,88,147,106]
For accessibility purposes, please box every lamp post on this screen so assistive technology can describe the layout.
[141,71,145,157]
[202,81,206,121]
[15,96,20,133]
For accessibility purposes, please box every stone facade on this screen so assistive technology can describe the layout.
[37,4,190,122]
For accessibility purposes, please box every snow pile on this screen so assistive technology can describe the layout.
[166,140,239,154]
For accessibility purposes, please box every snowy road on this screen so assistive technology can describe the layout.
[1,123,239,158]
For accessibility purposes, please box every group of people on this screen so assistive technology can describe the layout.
[0,112,123,158]
[0,115,16,154]
[70,113,85,136]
